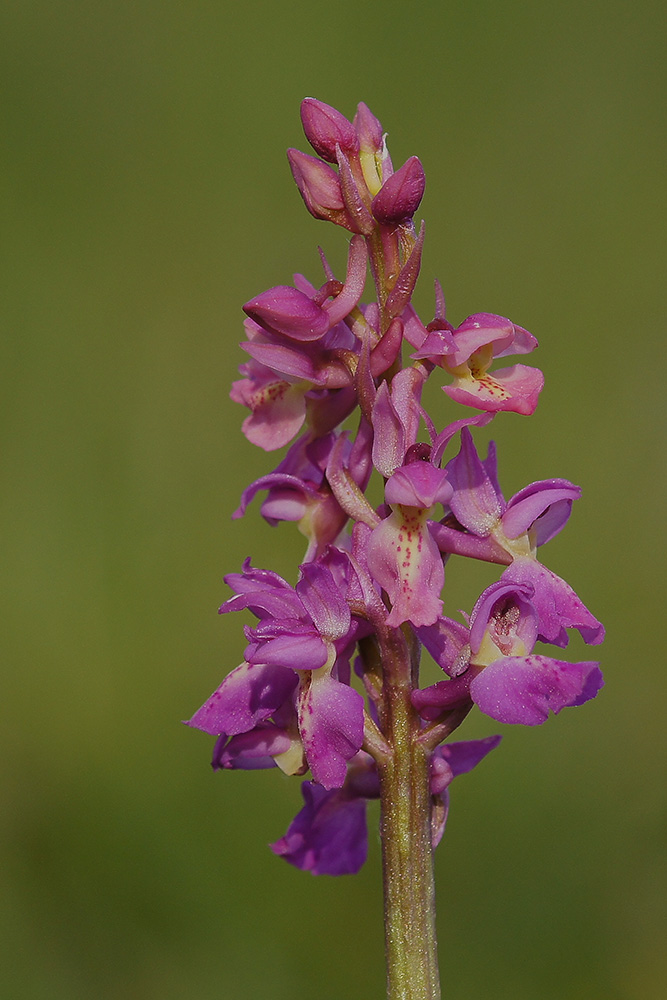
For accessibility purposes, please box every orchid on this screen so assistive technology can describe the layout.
[412,580,604,727]
[187,98,604,1000]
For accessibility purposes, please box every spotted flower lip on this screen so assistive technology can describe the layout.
[367,461,452,628]
[444,362,544,415]
[469,655,604,726]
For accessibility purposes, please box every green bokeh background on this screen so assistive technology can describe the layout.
[2,1,665,998]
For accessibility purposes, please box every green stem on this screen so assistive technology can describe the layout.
[377,630,441,1000]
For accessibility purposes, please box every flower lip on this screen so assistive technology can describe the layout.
[469,655,604,725]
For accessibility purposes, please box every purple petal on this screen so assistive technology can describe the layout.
[219,587,304,622]
[411,325,458,362]
[502,558,605,646]
[354,102,383,153]
[446,427,503,536]
[297,672,365,789]
[371,155,425,224]
[233,473,320,520]
[185,662,298,736]
[212,725,293,770]
[287,148,348,224]
[243,286,330,341]
[224,559,293,596]
[296,562,351,640]
[371,381,406,478]
[431,412,494,467]
[271,781,368,875]
[437,734,502,778]
[416,616,470,676]
[448,313,519,366]
[501,479,581,541]
[300,98,359,163]
[470,655,604,725]
[241,339,323,383]
[248,631,329,671]
[469,581,538,659]
[385,462,452,508]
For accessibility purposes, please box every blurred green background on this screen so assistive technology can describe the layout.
[1,1,665,997]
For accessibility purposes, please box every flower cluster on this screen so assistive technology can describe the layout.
[187,99,604,876]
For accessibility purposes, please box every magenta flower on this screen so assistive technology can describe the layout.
[413,580,603,726]
[194,559,366,790]
[432,428,605,646]
[413,312,543,414]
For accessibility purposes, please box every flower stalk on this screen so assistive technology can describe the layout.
[378,629,440,1000]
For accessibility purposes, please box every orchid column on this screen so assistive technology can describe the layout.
[186,98,604,1000]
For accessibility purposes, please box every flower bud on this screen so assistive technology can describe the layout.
[243,286,330,341]
[300,98,359,163]
[371,156,425,225]
[287,149,355,228]
[354,102,387,197]
[353,102,383,153]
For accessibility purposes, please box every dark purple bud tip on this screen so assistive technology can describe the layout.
[300,98,360,164]
[243,286,330,341]
[371,156,425,225]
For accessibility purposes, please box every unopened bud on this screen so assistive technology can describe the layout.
[243,286,330,341]
[287,148,360,231]
[353,102,383,153]
[300,98,359,163]
[371,156,425,225]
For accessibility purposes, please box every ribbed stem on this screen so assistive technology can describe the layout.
[377,630,441,1000]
